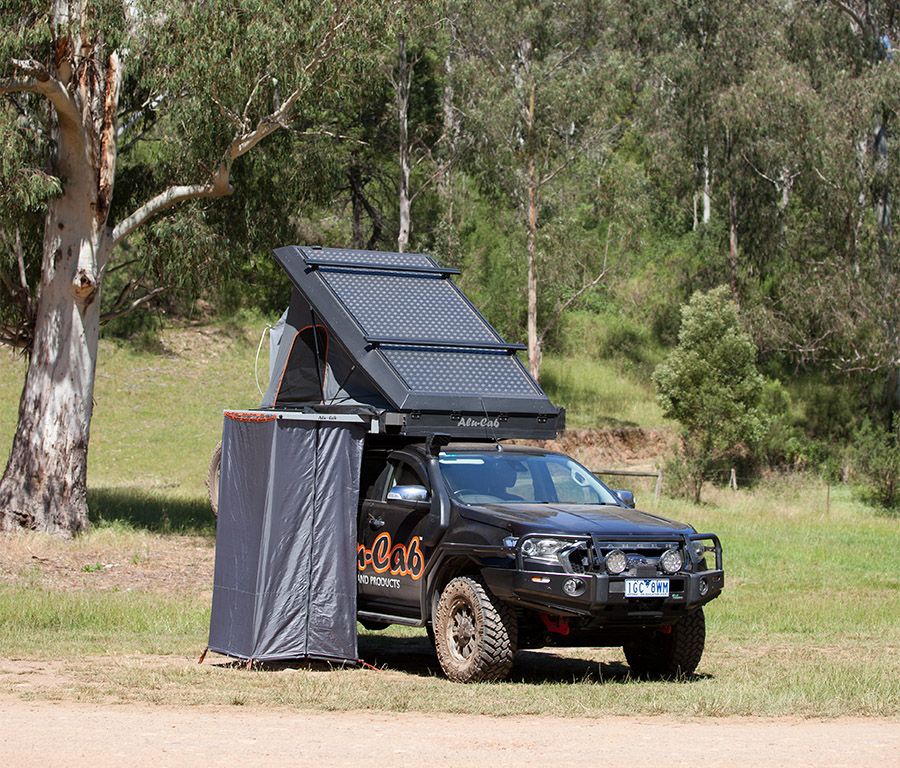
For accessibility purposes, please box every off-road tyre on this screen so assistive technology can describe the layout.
[434,576,517,682]
[623,607,705,679]
[207,442,222,517]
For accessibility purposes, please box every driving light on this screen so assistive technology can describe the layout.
[521,537,570,562]
[605,549,627,574]
[563,578,586,597]
[659,548,684,574]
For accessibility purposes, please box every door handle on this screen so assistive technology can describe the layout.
[368,514,385,530]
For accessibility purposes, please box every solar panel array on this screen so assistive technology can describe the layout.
[299,247,541,398]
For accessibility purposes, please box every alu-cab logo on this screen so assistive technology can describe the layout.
[458,416,500,428]
[357,533,424,580]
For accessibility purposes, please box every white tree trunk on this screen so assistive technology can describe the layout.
[0,202,108,533]
[702,143,711,225]
[0,19,115,531]
[728,188,739,300]
[525,80,541,380]
[397,34,411,253]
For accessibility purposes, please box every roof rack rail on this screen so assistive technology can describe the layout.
[365,336,526,354]
[303,255,460,277]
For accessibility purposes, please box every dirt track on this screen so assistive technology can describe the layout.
[2,696,897,768]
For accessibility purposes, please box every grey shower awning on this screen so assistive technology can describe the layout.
[208,410,365,663]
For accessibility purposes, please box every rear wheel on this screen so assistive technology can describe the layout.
[207,442,222,516]
[434,576,517,682]
[623,608,706,678]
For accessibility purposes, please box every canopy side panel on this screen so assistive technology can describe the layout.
[251,420,319,659]
[208,415,275,658]
[306,423,365,661]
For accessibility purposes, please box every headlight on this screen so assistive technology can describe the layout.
[691,540,706,559]
[520,537,570,562]
[605,549,627,574]
[659,547,683,574]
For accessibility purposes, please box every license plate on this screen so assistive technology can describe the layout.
[625,578,670,598]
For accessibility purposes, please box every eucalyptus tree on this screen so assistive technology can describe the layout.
[454,0,608,378]
[0,0,391,534]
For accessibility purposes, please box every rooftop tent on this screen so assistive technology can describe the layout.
[208,410,366,663]
[261,291,391,412]
[264,246,565,440]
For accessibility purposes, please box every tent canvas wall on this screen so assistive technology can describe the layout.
[208,410,366,662]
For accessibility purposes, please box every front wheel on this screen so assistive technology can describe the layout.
[623,608,706,678]
[434,576,517,682]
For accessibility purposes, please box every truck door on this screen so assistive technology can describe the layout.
[357,454,433,617]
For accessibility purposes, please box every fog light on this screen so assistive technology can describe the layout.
[698,577,709,596]
[605,549,627,575]
[659,548,683,574]
[563,578,585,597]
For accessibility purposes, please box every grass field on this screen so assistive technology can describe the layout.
[0,321,898,718]
[0,317,667,503]
[1,481,897,717]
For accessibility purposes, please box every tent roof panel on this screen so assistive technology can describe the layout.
[321,270,500,343]
[271,245,564,439]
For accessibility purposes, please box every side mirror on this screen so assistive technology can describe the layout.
[387,484,430,503]
[614,489,636,508]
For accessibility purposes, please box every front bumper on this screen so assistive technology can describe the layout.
[481,532,724,623]
[483,566,724,619]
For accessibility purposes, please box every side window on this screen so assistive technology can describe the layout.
[389,459,430,498]
[360,454,392,501]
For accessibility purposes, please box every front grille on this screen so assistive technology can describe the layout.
[589,539,683,577]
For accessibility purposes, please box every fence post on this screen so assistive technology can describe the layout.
[729,467,738,491]
[654,468,663,507]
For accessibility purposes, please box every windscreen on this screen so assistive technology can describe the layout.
[438,452,621,506]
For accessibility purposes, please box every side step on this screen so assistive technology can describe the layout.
[358,610,424,628]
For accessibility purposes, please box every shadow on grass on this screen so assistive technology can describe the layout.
[359,633,711,683]
[356,633,632,683]
[214,633,709,685]
[88,487,215,536]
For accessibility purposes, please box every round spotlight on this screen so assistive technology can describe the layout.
[659,548,684,574]
[698,577,709,596]
[563,578,586,597]
[605,549,627,575]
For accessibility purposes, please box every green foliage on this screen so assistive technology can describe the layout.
[1,0,897,451]
[850,417,900,510]
[756,379,808,470]
[653,287,765,501]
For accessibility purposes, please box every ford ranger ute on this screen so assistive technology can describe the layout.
[356,439,724,683]
[213,245,726,682]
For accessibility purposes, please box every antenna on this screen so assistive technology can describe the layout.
[480,397,500,446]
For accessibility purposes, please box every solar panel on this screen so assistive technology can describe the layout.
[271,245,564,439]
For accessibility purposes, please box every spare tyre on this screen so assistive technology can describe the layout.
[207,441,222,516]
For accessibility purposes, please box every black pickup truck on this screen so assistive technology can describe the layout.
[211,246,724,682]
[355,440,724,682]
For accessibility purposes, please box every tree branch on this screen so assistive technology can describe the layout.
[537,230,611,347]
[100,286,166,323]
[1,59,85,155]
[110,169,233,246]
[825,0,868,32]
[110,1,352,249]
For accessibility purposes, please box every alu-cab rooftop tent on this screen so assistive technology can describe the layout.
[261,245,564,439]
[208,246,564,664]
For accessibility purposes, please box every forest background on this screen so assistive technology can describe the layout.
[1,1,898,533]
